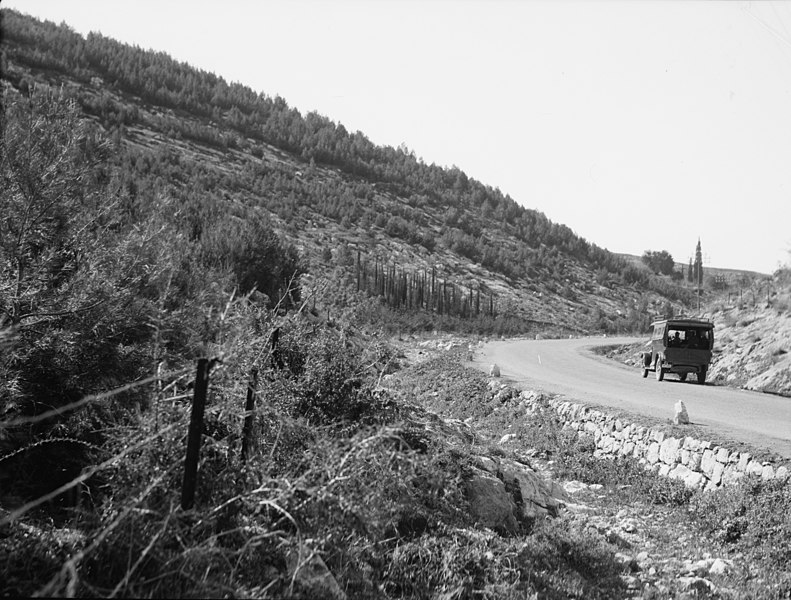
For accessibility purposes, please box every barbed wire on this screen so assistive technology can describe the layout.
[0,366,194,428]
[0,421,180,527]
[0,436,104,466]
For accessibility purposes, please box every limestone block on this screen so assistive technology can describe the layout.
[700,449,717,477]
[520,390,540,402]
[688,452,702,472]
[659,437,681,465]
[658,464,672,477]
[710,461,725,486]
[680,449,691,466]
[716,448,730,463]
[709,558,732,575]
[615,419,624,432]
[669,464,706,489]
[737,453,751,471]
[761,465,775,481]
[646,442,660,464]
[747,460,765,477]
[673,401,690,425]
[775,466,789,481]
[621,441,635,457]
[683,436,700,452]
[651,429,666,443]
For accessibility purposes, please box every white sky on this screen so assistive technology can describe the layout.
[5,0,791,274]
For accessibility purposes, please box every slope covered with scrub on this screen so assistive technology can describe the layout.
[3,9,789,599]
[0,8,698,336]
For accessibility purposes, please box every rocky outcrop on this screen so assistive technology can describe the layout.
[463,453,569,534]
[464,471,519,534]
[709,306,791,397]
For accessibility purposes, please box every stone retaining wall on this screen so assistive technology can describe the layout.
[517,391,790,491]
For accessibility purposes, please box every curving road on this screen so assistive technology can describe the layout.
[477,337,791,459]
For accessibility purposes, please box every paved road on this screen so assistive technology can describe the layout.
[478,337,791,459]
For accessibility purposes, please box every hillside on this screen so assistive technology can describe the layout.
[0,9,695,336]
[2,11,790,599]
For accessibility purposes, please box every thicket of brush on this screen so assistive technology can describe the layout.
[2,306,636,598]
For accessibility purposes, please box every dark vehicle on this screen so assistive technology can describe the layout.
[641,318,714,384]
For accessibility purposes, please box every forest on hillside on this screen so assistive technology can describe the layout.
[0,8,697,301]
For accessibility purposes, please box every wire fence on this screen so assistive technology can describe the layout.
[0,318,286,527]
[0,343,266,596]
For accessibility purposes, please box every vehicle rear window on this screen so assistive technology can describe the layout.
[667,327,711,350]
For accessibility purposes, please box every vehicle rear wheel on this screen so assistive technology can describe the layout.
[679,373,687,382]
[642,353,650,378]
[655,360,664,381]
[697,367,707,385]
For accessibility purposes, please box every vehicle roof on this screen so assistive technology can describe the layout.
[651,318,714,328]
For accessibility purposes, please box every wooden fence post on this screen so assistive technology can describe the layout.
[181,358,211,510]
[241,367,258,464]
[269,327,284,370]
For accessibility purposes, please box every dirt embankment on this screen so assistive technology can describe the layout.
[708,305,791,396]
